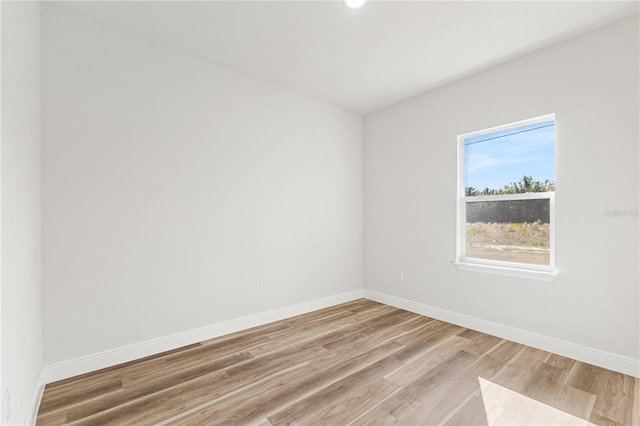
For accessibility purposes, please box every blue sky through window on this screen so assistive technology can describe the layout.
[465,121,555,191]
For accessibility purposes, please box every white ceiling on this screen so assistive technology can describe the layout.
[52,1,639,114]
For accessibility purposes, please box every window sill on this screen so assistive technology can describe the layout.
[453,261,557,282]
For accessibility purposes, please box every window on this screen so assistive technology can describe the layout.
[456,114,556,280]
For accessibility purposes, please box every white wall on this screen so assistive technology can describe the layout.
[1,1,44,424]
[42,5,362,365]
[364,15,639,366]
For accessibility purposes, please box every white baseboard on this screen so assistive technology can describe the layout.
[25,370,45,426]
[40,289,364,385]
[364,289,640,378]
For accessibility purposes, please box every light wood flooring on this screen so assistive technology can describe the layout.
[37,299,640,425]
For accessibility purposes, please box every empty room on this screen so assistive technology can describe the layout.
[1,1,639,425]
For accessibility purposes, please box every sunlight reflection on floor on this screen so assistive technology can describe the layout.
[478,377,595,426]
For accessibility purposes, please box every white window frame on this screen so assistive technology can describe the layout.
[455,114,556,281]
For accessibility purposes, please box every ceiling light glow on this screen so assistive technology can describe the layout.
[344,0,367,9]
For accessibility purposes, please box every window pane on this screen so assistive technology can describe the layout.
[465,121,555,195]
[466,199,550,265]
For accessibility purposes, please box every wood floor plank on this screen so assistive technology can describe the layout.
[531,382,597,421]
[346,386,407,426]
[457,328,503,356]
[311,335,404,373]
[73,341,335,424]
[545,352,577,371]
[165,335,269,364]
[89,345,340,425]
[70,369,232,426]
[123,349,252,390]
[392,320,465,363]
[40,356,168,412]
[34,411,68,426]
[491,345,549,390]
[160,363,317,426]
[492,348,597,420]
[36,299,640,426]
[384,335,470,387]
[389,350,480,425]
[590,371,636,425]
[524,363,596,419]
[317,309,427,359]
[92,337,350,425]
[168,341,408,425]
[267,356,403,425]
[247,326,340,357]
[294,378,398,426]
[38,378,123,417]
[467,339,524,379]
[64,351,253,423]
[443,390,489,426]
[566,361,611,394]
